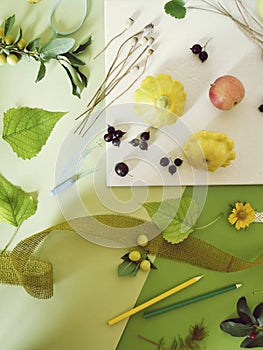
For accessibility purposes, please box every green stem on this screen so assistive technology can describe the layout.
[137,334,169,350]
[194,213,224,231]
[0,224,21,255]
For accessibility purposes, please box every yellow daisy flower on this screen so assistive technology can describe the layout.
[134,74,186,128]
[228,202,255,230]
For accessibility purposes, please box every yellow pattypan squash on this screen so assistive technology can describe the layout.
[134,74,186,128]
[183,130,236,172]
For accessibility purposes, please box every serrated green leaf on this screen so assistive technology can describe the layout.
[118,260,139,277]
[72,36,92,54]
[0,174,37,227]
[40,38,75,60]
[164,0,186,19]
[26,38,40,51]
[220,318,254,337]
[4,15,15,36]
[143,197,198,244]
[35,61,46,82]
[2,107,67,159]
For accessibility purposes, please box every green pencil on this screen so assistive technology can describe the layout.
[144,283,242,319]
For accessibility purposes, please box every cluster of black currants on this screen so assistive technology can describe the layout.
[160,156,183,175]
[103,125,126,147]
[190,43,208,62]
[130,131,150,151]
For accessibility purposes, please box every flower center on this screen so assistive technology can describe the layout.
[237,210,247,220]
[156,95,171,110]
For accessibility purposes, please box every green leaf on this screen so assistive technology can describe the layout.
[61,63,84,98]
[62,52,86,66]
[240,333,263,348]
[220,319,254,337]
[143,197,198,244]
[72,36,92,54]
[164,0,186,19]
[0,173,37,227]
[26,38,40,51]
[4,15,15,36]
[118,260,139,277]
[40,38,75,60]
[254,303,263,325]
[237,297,257,325]
[13,27,22,45]
[2,107,67,159]
[35,61,46,82]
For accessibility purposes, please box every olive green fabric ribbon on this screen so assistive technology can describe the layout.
[0,215,262,299]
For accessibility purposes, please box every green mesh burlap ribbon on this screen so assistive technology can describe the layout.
[0,215,262,299]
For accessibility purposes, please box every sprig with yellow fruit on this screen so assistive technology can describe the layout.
[117,235,157,277]
[0,15,91,97]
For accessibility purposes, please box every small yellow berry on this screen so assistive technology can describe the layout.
[5,35,14,45]
[0,53,7,65]
[27,0,41,3]
[137,234,148,247]
[7,54,19,65]
[140,260,151,272]
[128,250,141,262]
[17,38,27,50]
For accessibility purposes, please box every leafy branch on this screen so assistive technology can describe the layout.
[220,297,263,348]
[0,15,92,97]
[138,320,209,349]
[164,0,263,54]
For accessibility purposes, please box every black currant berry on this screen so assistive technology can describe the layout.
[112,138,121,147]
[168,165,177,175]
[258,104,263,112]
[104,133,113,142]
[107,125,115,134]
[190,44,202,54]
[174,158,183,166]
[130,138,140,147]
[160,157,170,167]
[139,141,148,151]
[115,162,129,177]
[114,129,126,139]
[140,131,150,141]
[199,51,208,62]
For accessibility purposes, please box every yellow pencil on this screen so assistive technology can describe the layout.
[107,274,204,326]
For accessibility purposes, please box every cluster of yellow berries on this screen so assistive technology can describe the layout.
[0,27,27,66]
[128,234,152,273]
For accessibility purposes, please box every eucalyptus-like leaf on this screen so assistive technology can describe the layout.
[62,52,85,66]
[220,319,254,337]
[164,0,186,19]
[4,15,15,36]
[118,260,139,277]
[240,333,263,348]
[143,197,198,244]
[13,27,22,45]
[61,63,84,98]
[72,36,92,54]
[40,38,75,60]
[35,61,46,83]
[0,173,37,227]
[26,38,40,51]
[74,65,88,87]
[2,107,67,159]
[237,297,257,325]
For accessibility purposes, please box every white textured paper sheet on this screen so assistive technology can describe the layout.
[105,0,263,186]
